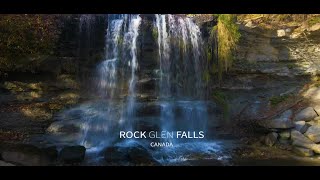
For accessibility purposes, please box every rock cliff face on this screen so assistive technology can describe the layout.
[210,17,320,120]
[234,22,320,77]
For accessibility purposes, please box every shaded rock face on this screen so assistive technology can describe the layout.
[234,24,320,77]
[0,144,57,166]
[60,146,86,164]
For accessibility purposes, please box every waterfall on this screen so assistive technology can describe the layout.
[46,14,220,165]
[120,15,142,131]
[155,14,208,142]
[79,14,141,148]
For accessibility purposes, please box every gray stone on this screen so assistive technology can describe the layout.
[60,146,86,164]
[305,125,320,143]
[293,147,314,157]
[265,110,294,129]
[314,116,320,121]
[264,132,278,147]
[291,130,320,153]
[294,121,310,134]
[294,107,318,122]
[291,130,313,144]
[0,160,15,166]
[279,130,291,139]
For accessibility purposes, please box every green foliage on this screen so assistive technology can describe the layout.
[216,14,241,81]
[269,94,289,106]
[0,15,60,73]
[308,16,320,26]
[212,90,229,120]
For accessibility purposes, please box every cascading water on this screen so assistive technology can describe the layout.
[46,14,142,152]
[155,14,208,142]
[120,15,141,131]
[43,14,228,165]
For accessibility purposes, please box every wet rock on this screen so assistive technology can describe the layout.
[104,146,130,164]
[60,146,86,164]
[47,121,81,134]
[294,107,317,122]
[294,121,310,134]
[0,160,15,166]
[304,125,320,143]
[279,130,291,140]
[104,145,160,166]
[136,78,157,91]
[264,132,278,147]
[127,146,160,166]
[43,146,58,161]
[293,147,314,157]
[264,110,294,129]
[1,144,52,166]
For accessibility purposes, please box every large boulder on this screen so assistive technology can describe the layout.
[127,145,160,165]
[264,132,278,147]
[0,160,15,166]
[294,121,310,134]
[104,146,129,163]
[264,110,294,129]
[294,107,318,122]
[304,125,320,143]
[291,130,313,144]
[104,145,160,166]
[291,130,320,154]
[0,144,54,166]
[60,146,86,164]
[293,147,314,157]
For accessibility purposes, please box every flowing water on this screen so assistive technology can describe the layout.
[43,14,229,165]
